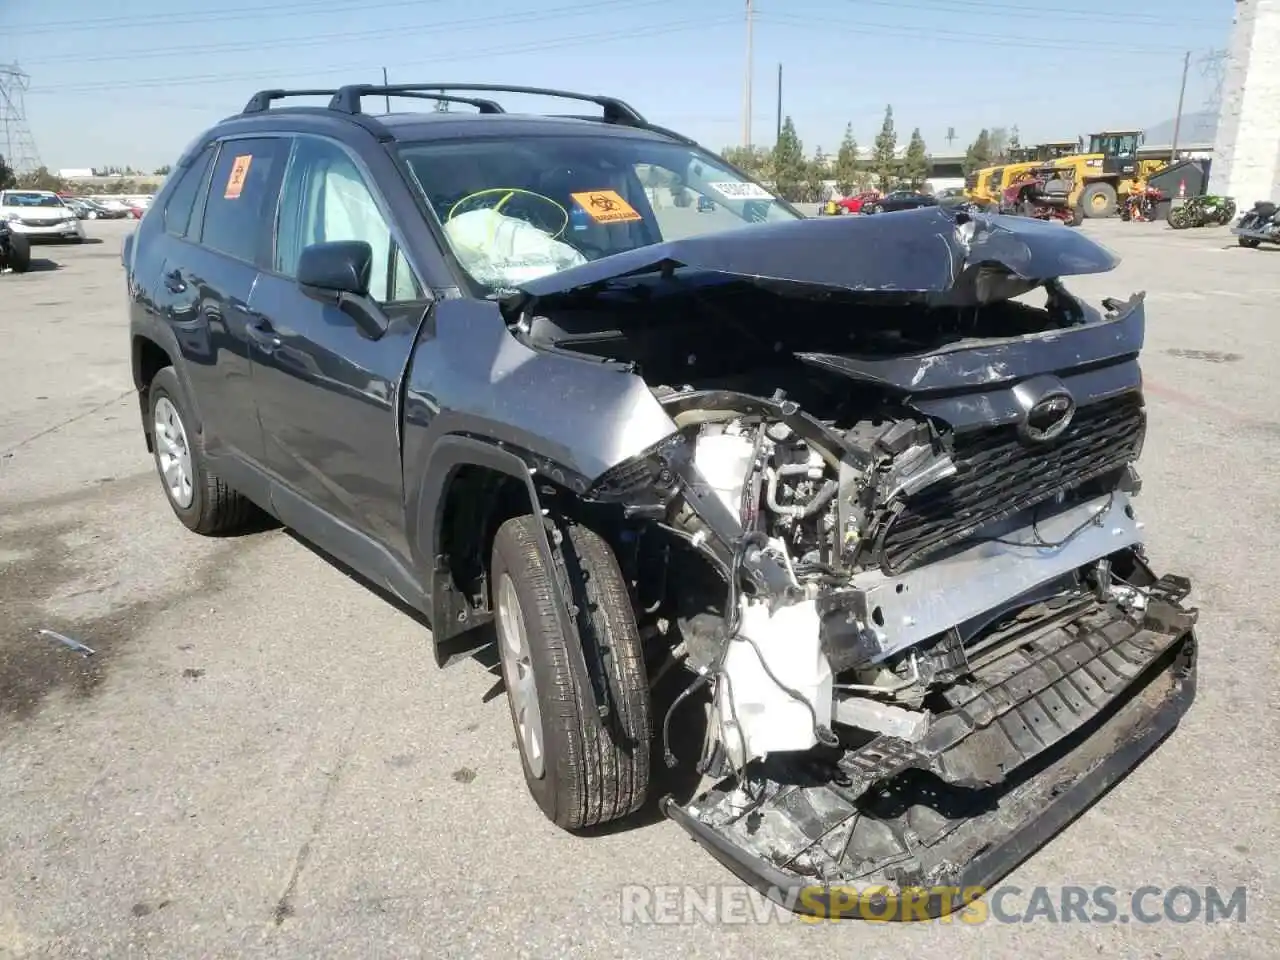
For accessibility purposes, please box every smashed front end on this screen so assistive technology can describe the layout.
[510,208,1198,917]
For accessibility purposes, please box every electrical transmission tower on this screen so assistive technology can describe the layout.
[0,64,44,175]
[1199,48,1229,114]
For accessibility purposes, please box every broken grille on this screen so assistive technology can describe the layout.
[877,392,1147,573]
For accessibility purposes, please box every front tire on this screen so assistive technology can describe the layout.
[1239,236,1261,248]
[1080,182,1118,218]
[147,366,258,535]
[491,515,652,830]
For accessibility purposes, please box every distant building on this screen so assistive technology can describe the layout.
[58,168,95,179]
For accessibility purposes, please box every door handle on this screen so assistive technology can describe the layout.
[163,269,186,294]
[246,318,282,351]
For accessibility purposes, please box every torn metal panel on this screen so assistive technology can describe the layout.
[509,207,1122,307]
[794,292,1145,396]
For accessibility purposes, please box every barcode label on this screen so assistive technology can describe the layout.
[708,181,774,201]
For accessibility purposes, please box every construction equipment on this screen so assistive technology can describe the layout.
[1031,130,1168,219]
[965,141,1080,210]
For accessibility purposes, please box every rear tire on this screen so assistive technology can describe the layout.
[147,366,258,535]
[1070,205,1086,226]
[490,515,652,830]
[5,233,30,273]
[1168,206,1190,230]
[1080,182,1118,218]
[1238,236,1261,248]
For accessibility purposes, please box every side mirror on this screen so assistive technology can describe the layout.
[296,240,387,339]
[297,240,372,297]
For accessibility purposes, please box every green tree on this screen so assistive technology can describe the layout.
[0,154,15,190]
[872,105,897,191]
[834,123,859,196]
[153,164,172,176]
[963,129,993,174]
[720,144,773,182]
[772,115,805,201]
[988,126,1010,162]
[806,147,830,201]
[903,128,929,188]
[15,166,66,192]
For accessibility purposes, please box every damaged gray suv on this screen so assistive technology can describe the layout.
[125,83,1198,918]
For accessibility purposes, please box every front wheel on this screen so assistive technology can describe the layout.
[491,516,652,830]
[1239,236,1262,248]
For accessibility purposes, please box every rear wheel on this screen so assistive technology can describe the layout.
[1080,182,1118,218]
[491,516,652,830]
[1238,236,1261,248]
[147,366,258,535]
[1168,206,1190,230]
[5,232,30,273]
[1070,205,1086,226]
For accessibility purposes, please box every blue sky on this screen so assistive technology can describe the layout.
[1,0,1233,171]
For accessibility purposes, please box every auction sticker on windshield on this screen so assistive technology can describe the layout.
[225,155,253,200]
[708,181,774,201]
[571,190,643,224]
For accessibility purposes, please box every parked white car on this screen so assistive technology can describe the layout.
[0,190,86,242]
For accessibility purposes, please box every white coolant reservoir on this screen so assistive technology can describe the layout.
[715,597,834,769]
[692,431,756,520]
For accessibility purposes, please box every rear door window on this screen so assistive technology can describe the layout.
[199,137,290,264]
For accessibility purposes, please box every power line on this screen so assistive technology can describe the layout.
[823,0,1222,27]
[759,12,1191,54]
[2,0,447,35]
[27,19,735,97]
[20,0,680,67]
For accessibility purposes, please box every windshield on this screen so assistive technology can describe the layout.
[1089,134,1140,157]
[397,134,799,292]
[1,191,66,208]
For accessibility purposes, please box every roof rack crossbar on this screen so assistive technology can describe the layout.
[329,83,646,127]
[365,91,506,114]
[241,88,342,115]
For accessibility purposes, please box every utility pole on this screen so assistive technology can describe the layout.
[743,0,754,148]
[775,63,782,145]
[382,66,391,113]
[1170,50,1191,162]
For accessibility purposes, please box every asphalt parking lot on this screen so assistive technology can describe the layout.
[1,217,1278,959]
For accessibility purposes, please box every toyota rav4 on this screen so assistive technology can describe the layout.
[124,83,1199,918]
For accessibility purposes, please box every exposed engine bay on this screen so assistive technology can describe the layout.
[505,208,1198,914]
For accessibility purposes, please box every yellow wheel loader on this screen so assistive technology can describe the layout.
[1033,131,1168,219]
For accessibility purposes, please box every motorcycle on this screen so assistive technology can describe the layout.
[1168,194,1236,229]
[1231,200,1280,248]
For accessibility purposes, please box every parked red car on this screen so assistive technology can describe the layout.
[834,191,881,214]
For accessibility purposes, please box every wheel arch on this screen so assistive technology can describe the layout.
[132,334,173,453]
[413,435,589,668]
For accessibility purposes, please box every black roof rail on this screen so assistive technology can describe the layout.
[363,91,506,114]
[241,88,342,114]
[329,83,647,126]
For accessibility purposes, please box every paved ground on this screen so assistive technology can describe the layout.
[1,218,1277,958]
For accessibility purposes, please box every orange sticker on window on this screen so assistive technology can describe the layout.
[571,190,642,224]
[224,154,253,199]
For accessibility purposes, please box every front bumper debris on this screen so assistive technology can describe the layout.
[661,579,1198,920]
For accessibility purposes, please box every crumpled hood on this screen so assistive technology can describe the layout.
[511,206,1120,306]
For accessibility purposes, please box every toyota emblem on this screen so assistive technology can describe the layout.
[1021,392,1075,443]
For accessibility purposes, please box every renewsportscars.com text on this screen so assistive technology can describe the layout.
[618,883,1248,925]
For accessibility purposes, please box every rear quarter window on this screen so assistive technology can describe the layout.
[163,145,214,238]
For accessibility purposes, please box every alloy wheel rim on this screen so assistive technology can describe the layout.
[153,396,194,509]
[496,573,545,779]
